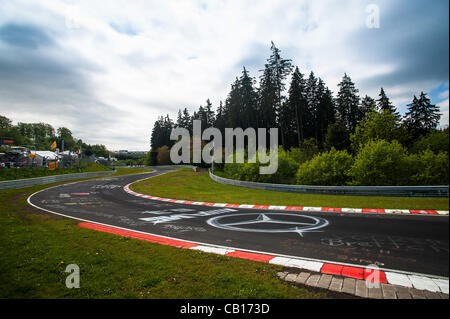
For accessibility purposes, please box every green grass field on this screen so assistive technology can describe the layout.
[111,167,152,176]
[131,169,449,210]
[0,168,328,298]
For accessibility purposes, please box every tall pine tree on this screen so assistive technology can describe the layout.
[223,77,243,129]
[335,73,361,132]
[287,66,308,147]
[260,41,293,148]
[150,115,174,150]
[305,72,319,141]
[377,88,400,118]
[257,67,278,130]
[204,99,215,127]
[239,67,259,130]
[316,82,336,146]
[404,92,441,138]
[361,95,376,120]
[214,101,226,145]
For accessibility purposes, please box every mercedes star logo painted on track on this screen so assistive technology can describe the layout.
[207,213,329,237]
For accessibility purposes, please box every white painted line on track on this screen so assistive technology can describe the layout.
[385,272,413,288]
[385,209,403,214]
[408,275,442,292]
[302,207,322,212]
[286,259,307,269]
[302,260,324,272]
[431,278,449,294]
[212,203,228,207]
[268,206,287,210]
[268,257,291,266]
[341,208,363,213]
[190,246,235,255]
[238,204,255,209]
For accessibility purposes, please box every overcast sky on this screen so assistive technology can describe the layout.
[0,0,448,151]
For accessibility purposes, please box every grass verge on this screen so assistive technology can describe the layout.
[111,167,152,176]
[0,172,327,298]
[130,169,449,210]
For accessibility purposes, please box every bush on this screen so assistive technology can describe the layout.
[409,130,449,154]
[350,110,406,152]
[406,150,449,185]
[296,148,353,186]
[223,147,300,184]
[145,151,157,166]
[258,147,299,184]
[298,138,320,163]
[220,139,449,186]
[222,149,247,180]
[324,119,350,151]
[156,146,172,165]
[350,140,409,186]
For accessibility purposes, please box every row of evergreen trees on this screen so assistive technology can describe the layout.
[150,42,442,153]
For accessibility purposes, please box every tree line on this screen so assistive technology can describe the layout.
[0,115,110,158]
[150,41,443,159]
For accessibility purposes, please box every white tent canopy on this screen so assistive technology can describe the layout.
[31,151,58,160]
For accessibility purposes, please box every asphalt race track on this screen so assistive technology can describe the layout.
[28,169,449,277]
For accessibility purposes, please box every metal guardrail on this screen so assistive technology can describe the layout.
[111,165,197,171]
[0,170,115,190]
[209,170,449,197]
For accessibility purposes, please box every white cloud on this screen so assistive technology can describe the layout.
[438,98,449,128]
[439,90,449,100]
[0,0,448,150]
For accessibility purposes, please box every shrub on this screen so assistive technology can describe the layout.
[223,149,247,180]
[223,147,300,184]
[298,138,320,163]
[406,150,449,185]
[296,148,353,186]
[324,119,350,151]
[350,140,409,186]
[156,146,172,165]
[350,110,405,152]
[258,147,299,184]
[145,150,157,166]
[409,130,449,154]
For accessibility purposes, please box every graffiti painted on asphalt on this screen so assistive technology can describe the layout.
[91,185,122,189]
[139,208,238,224]
[141,208,195,215]
[162,224,207,233]
[41,199,61,204]
[321,235,449,253]
[207,213,329,237]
